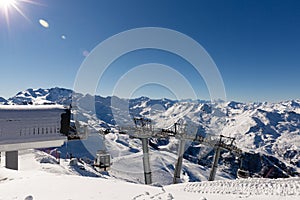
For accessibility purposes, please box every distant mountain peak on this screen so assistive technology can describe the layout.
[7,87,73,105]
[0,97,7,105]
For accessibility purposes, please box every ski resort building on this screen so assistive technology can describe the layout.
[0,105,70,170]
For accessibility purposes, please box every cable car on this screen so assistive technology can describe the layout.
[94,150,111,171]
[237,168,250,178]
[237,153,250,179]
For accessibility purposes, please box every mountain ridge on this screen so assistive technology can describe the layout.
[3,87,300,105]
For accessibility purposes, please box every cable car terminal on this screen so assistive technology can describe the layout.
[0,105,87,170]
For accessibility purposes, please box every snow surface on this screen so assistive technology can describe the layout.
[0,150,299,200]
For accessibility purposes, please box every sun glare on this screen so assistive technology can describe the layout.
[0,0,35,25]
[0,0,17,9]
[0,0,19,25]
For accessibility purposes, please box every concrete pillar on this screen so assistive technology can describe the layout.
[208,146,221,181]
[6,151,18,170]
[173,139,186,184]
[141,138,152,185]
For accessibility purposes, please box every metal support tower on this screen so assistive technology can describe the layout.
[208,135,238,181]
[173,139,186,184]
[141,138,152,184]
[121,118,243,184]
[121,117,154,185]
[208,146,221,181]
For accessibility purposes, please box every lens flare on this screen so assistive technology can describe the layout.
[39,18,49,28]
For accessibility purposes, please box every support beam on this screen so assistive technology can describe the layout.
[173,139,186,184]
[5,151,18,170]
[141,138,152,185]
[208,146,221,181]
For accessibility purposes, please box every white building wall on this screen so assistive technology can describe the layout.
[0,105,67,151]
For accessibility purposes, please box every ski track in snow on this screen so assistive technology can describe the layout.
[184,178,300,196]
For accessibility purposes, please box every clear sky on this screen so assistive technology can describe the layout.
[0,0,299,102]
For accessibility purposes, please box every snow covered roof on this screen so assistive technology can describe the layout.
[0,105,66,111]
[0,105,68,151]
[0,105,68,120]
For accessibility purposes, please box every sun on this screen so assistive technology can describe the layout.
[0,0,17,10]
[0,0,19,24]
[0,0,31,25]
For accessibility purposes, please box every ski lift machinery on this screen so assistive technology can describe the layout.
[120,117,243,184]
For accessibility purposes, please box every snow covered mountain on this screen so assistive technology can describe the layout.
[2,87,300,183]
[7,87,73,105]
[0,97,7,105]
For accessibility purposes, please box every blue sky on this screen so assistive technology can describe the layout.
[0,0,299,102]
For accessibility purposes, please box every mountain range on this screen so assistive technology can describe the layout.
[1,87,300,184]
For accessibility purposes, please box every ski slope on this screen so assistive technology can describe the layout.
[0,150,299,200]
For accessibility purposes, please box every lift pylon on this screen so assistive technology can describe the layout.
[173,139,186,184]
[208,135,240,181]
[121,118,243,184]
[208,146,221,181]
[121,117,154,185]
[141,138,152,184]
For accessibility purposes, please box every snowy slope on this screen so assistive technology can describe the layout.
[0,150,299,200]
[108,149,231,185]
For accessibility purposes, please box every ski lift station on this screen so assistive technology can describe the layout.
[0,105,71,170]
